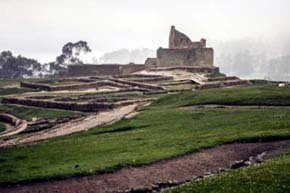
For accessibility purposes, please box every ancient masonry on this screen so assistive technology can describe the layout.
[146,26,213,68]
[67,26,216,76]
[67,64,145,77]
[1,26,248,114]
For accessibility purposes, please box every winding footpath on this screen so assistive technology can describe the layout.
[1,104,290,192]
[0,104,141,148]
[1,140,290,193]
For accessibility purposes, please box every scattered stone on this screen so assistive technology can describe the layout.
[244,161,252,166]
[256,152,266,163]
[218,167,226,172]
[231,160,247,169]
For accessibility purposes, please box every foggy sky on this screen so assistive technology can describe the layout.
[1,0,290,62]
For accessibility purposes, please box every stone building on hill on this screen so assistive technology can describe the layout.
[67,26,215,77]
[145,26,213,68]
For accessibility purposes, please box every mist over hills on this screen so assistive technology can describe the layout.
[213,36,290,80]
[99,48,155,64]
[1,37,290,80]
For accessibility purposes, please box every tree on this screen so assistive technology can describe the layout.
[56,41,91,65]
[0,51,42,79]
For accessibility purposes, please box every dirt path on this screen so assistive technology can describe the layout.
[0,113,28,138]
[0,104,141,148]
[1,140,290,193]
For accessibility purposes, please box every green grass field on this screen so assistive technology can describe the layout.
[0,79,36,97]
[0,85,290,184]
[0,104,82,121]
[154,85,290,107]
[167,153,290,193]
[0,88,35,97]
[0,122,6,133]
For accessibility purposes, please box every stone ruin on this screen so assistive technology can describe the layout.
[2,26,248,114]
[169,26,206,49]
[0,26,251,139]
[145,26,213,68]
[67,63,145,77]
[66,26,215,77]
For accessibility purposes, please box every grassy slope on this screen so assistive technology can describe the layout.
[167,153,290,193]
[0,104,82,120]
[0,85,290,184]
[2,107,290,184]
[154,85,290,107]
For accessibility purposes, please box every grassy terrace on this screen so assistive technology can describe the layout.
[155,85,290,107]
[0,104,82,121]
[167,153,290,193]
[0,85,290,184]
[0,79,36,97]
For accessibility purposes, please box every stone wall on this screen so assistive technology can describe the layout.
[21,80,130,91]
[1,97,115,112]
[156,48,214,67]
[108,78,165,91]
[119,64,146,75]
[145,58,157,68]
[67,64,145,77]
[148,66,219,74]
[1,97,151,112]
[0,113,21,126]
[169,26,206,49]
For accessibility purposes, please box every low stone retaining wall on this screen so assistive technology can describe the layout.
[206,76,238,82]
[67,64,146,77]
[113,74,166,79]
[109,78,164,91]
[20,82,51,90]
[0,113,21,126]
[114,98,152,107]
[23,115,83,134]
[21,80,130,91]
[0,113,28,137]
[149,66,220,74]
[127,76,173,83]
[158,80,193,86]
[1,97,152,112]
[1,97,115,112]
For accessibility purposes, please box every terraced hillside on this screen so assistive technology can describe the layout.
[0,85,290,193]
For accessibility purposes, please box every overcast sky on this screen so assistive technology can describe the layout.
[1,0,290,62]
